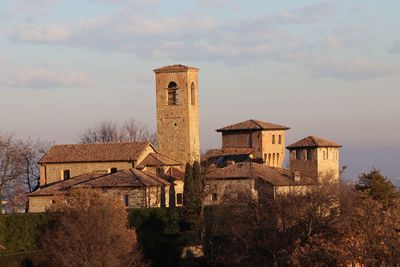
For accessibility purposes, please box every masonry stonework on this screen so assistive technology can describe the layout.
[154,65,200,165]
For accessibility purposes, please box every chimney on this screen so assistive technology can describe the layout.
[294,171,301,182]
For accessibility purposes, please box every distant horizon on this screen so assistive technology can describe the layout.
[0,0,399,182]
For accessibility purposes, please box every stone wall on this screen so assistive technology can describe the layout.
[260,130,286,168]
[40,161,134,185]
[203,179,256,206]
[155,69,200,165]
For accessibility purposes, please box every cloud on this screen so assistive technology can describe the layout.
[13,24,71,42]
[8,0,61,13]
[388,39,400,54]
[0,68,90,89]
[8,1,394,81]
[305,57,397,81]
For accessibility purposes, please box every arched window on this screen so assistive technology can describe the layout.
[191,82,195,105]
[272,153,275,166]
[277,153,280,165]
[264,153,267,163]
[167,81,178,105]
[268,154,271,166]
[272,135,275,144]
[278,135,282,144]
[323,150,326,160]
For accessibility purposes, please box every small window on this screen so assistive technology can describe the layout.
[264,153,267,163]
[326,148,329,159]
[268,154,271,165]
[296,150,302,160]
[272,135,275,144]
[124,195,129,207]
[272,153,275,166]
[191,82,195,105]
[176,193,183,205]
[62,170,70,180]
[323,150,326,160]
[277,153,280,165]
[306,149,312,161]
[212,193,218,202]
[167,81,178,105]
[278,135,282,144]
[109,167,117,174]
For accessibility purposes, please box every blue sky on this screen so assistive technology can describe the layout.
[0,0,399,182]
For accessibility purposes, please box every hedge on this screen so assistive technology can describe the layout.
[0,213,50,256]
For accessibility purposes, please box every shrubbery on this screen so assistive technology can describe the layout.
[0,213,50,255]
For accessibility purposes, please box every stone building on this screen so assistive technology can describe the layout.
[28,63,342,212]
[154,65,200,165]
[287,136,341,182]
[29,142,184,212]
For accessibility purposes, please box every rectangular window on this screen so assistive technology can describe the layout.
[62,170,70,180]
[176,193,183,205]
[272,135,275,144]
[296,150,302,160]
[306,149,312,160]
[124,195,129,207]
[212,193,218,202]
[278,135,282,144]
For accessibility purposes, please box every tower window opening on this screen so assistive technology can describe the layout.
[167,81,178,105]
[272,135,275,144]
[191,82,196,105]
[278,135,282,144]
[296,150,302,160]
[306,149,312,161]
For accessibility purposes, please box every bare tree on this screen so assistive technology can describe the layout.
[0,133,23,213]
[79,118,156,145]
[42,189,145,267]
[15,138,52,192]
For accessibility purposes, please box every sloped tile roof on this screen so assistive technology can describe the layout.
[39,142,153,164]
[216,119,290,132]
[153,64,199,73]
[202,147,255,161]
[287,136,341,149]
[137,153,181,169]
[77,169,169,188]
[207,162,318,186]
[29,169,168,196]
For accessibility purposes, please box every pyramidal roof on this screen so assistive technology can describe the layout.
[153,64,199,73]
[216,119,290,132]
[287,136,341,149]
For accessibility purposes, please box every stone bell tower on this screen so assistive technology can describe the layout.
[154,64,200,165]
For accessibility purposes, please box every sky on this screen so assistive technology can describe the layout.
[0,0,399,183]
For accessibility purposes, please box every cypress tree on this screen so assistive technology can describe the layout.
[183,163,193,207]
[192,161,202,212]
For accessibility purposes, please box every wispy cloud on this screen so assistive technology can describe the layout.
[0,68,90,89]
[7,1,396,81]
[389,39,400,54]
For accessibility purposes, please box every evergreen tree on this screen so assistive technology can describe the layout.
[355,168,400,208]
[183,163,194,207]
[192,161,202,212]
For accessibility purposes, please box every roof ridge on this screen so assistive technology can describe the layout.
[250,119,263,129]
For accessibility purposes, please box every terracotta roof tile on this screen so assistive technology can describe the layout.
[29,169,168,196]
[287,136,341,149]
[137,153,181,169]
[153,64,199,73]
[216,119,290,132]
[39,142,153,164]
[207,162,318,186]
[202,147,255,160]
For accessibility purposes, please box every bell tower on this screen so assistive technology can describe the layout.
[154,64,200,165]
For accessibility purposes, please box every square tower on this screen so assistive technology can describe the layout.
[287,136,341,182]
[154,65,200,165]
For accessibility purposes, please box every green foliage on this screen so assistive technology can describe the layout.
[183,163,194,207]
[356,168,400,207]
[192,161,202,211]
[128,208,187,267]
[0,213,50,256]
